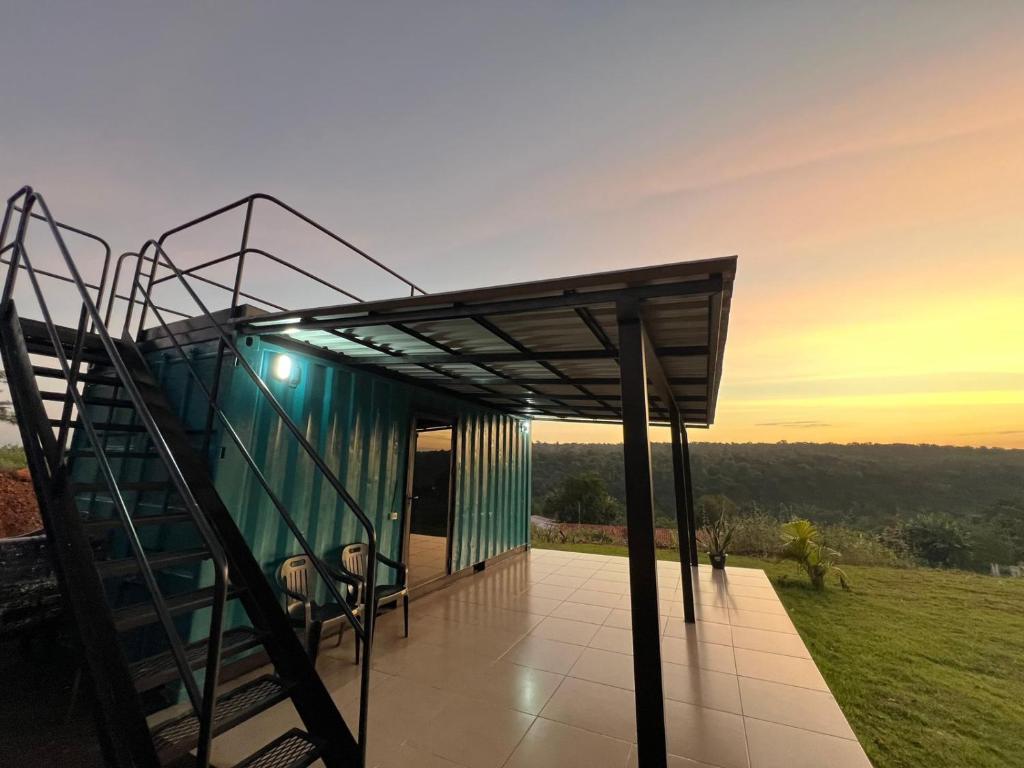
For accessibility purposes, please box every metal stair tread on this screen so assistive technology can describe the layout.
[52,418,205,435]
[113,585,241,632]
[40,391,133,408]
[150,674,290,764]
[70,448,159,460]
[18,317,109,352]
[31,365,118,385]
[72,479,172,494]
[232,728,324,768]
[50,418,149,432]
[25,340,111,363]
[83,511,193,533]
[130,626,262,693]
[96,547,210,578]
[72,479,171,493]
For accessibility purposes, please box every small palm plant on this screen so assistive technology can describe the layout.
[701,510,737,569]
[780,519,850,590]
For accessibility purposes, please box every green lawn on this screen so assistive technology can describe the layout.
[534,542,1024,768]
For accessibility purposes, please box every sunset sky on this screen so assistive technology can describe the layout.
[1,3,1021,447]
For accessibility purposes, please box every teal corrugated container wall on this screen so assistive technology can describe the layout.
[145,334,531,605]
[451,407,531,572]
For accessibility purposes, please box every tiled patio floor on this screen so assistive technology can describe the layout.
[211,549,872,768]
[407,533,448,587]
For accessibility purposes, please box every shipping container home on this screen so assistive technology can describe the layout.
[11,191,883,768]
[140,320,533,604]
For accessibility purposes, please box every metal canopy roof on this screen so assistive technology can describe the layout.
[236,256,737,427]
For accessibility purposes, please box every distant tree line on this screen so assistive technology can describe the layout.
[533,442,1024,571]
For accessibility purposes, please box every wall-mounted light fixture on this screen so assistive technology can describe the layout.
[272,354,293,381]
[271,353,301,387]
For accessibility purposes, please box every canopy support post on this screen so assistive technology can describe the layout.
[669,404,696,623]
[616,299,668,768]
[681,425,698,566]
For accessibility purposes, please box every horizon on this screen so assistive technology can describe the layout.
[2,3,1022,449]
[530,436,1024,451]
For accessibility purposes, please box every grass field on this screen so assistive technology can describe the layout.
[534,542,1024,768]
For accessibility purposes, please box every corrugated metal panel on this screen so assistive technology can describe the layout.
[448,409,532,572]
[142,333,530,608]
[243,255,738,426]
[209,339,411,595]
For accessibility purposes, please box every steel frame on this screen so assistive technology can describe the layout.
[681,426,699,567]
[324,344,708,367]
[100,195,728,431]
[669,405,696,623]
[617,299,668,768]
[243,276,723,331]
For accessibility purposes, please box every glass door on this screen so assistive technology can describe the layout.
[406,419,454,587]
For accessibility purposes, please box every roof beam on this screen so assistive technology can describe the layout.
[574,306,617,355]
[242,276,723,333]
[287,322,582,420]
[470,316,623,420]
[515,410,704,421]
[502,402,700,415]
[705,289,724,423]
[640,312,681,416]
[263,330,562,419]
[472,376,708,387]
[260,333,535,418]
[387,321,585,419]
[477,392,705,403]
[532,415,678,426]
[327,345,707,367]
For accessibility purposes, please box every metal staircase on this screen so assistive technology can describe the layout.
[0,187,381,767]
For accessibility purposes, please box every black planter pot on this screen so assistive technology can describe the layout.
[710,553,728,570]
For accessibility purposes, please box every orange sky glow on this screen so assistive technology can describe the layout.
[534,41,1024,448]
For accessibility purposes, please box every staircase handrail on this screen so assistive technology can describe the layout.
[0,188,228,768]
[132,276,366,634]
[3,204,112,314]
[122,193,425,337]
[131,237,380,761]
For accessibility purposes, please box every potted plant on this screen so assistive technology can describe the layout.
[702,511,736,570]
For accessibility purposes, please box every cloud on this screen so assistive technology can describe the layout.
[755,420,831,428]
[957,429,1024,436]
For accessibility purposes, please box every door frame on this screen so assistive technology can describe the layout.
[401,412,458,587]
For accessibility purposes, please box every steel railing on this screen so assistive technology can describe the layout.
[1,205,113,451]
[0,187,229,768]
[1,205,112,313]
[103,249,280,330]
[123,237,385,764]
[101,192,425,340]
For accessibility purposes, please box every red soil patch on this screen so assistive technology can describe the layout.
[0,468,42,538]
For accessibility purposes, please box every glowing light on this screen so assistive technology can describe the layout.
[273,354,293,381]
